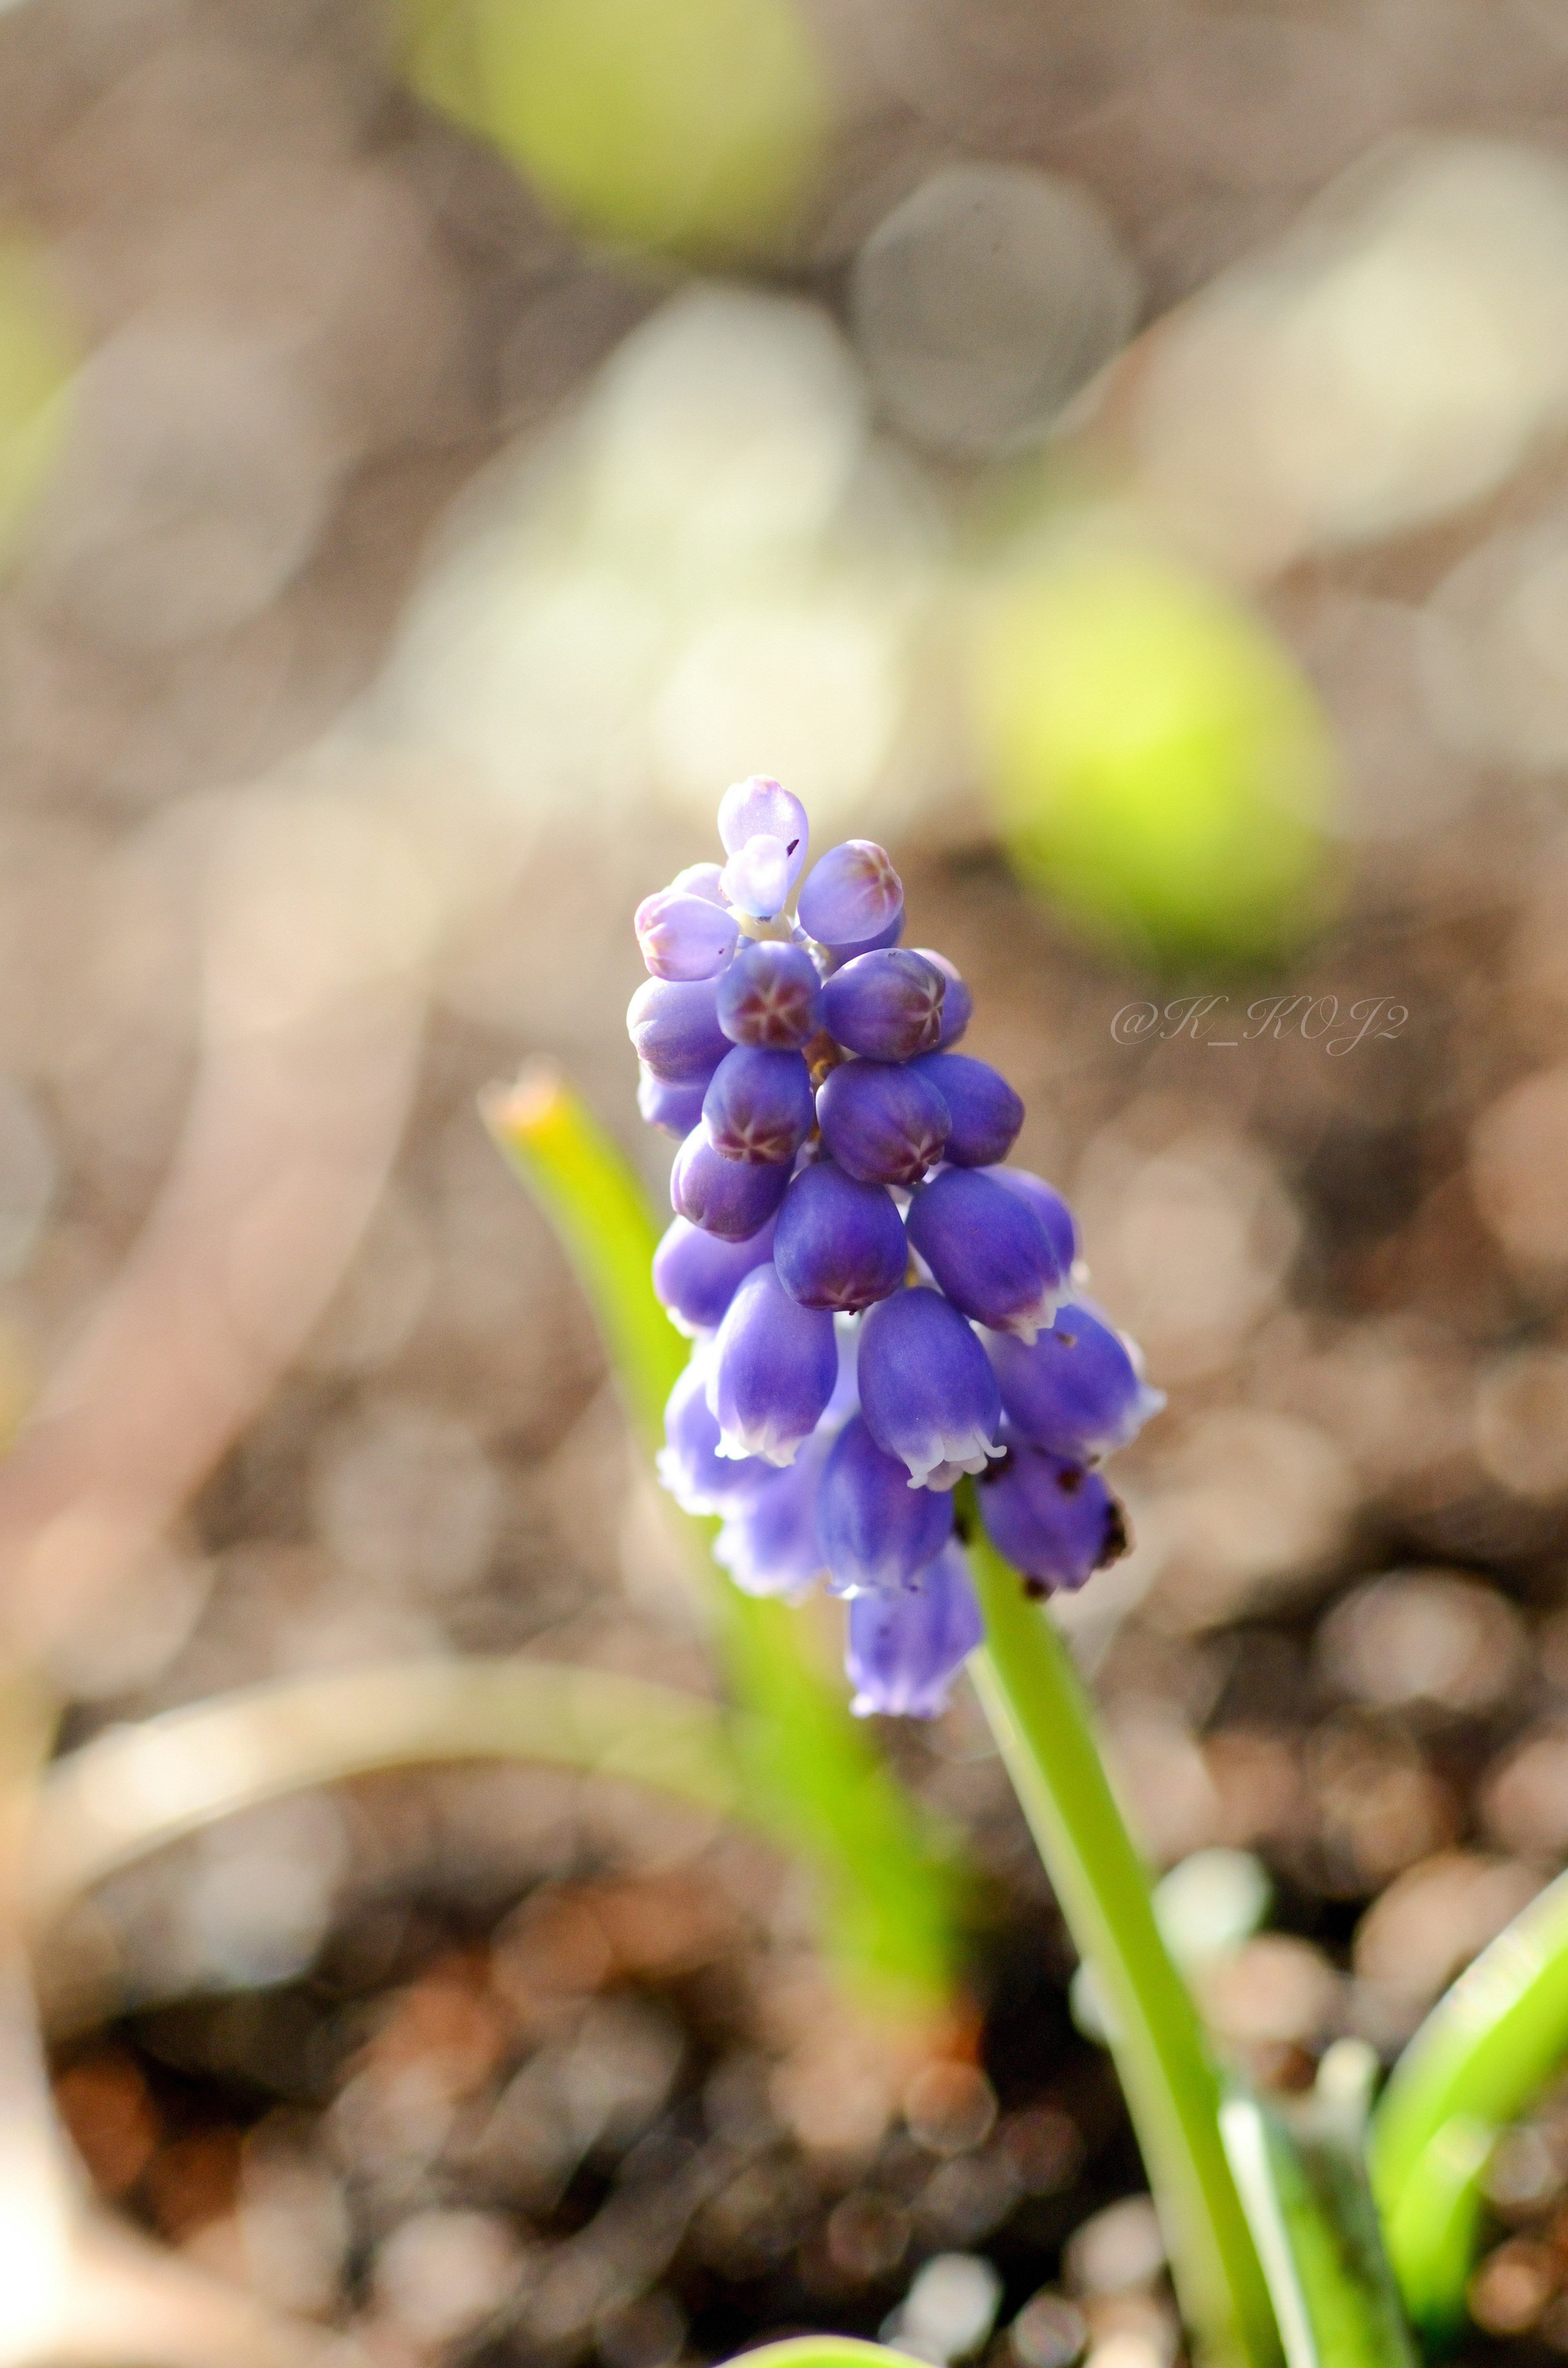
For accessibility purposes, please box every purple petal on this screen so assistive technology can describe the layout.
[846,1541,982,1717]
[977,1436,1130,1592]
[671,862,729,905]
[702,1045,814,1165]
[773,1161,909,1312]
[707,1263,839,1466]
[797,840,903,952]
[638,1066,713,1138]
[816,1059,950,1187]
[905,1167,1063,1342]
[818,1414,953,1596]
[627,976,731,1085]
[716,941,825,1050]
[671,1128,792,1241]
[908,1054,1023,1167]
[821,949,945,1061]
[858,1286,1002,1489]
[656,1352,772,1516]
[721,834,795,921]
[984,1167,1079,1275]
[714,1428,831,1599]
[986,1299,1165,1460]
[914,950,972,1049]
[652,1212,777,1335]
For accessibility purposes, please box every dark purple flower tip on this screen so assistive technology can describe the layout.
[634,888,740,981]
[818,1414,953,1596]
[671,1128,792,1241]
[773,1159,909,1312]
[858,1286,1002,1489]
[638,1065,713,1138]
[986,1299,1165,1461]
[984,1167,1079,1276]
[905,1167,1063,1342]
[627,975,731,1086]
[846,1541,982,1717]
[707,1262,839,1466]
[717,776,809,876]
[815,1059,950,1187]
[652,1211,777,1336]
[715,940,825,1050]
[702,1044,814,1166]
[713,1424,832,1599]
[978,1434,1130,1592]
[914,950,972,1048]
[656,1352,771,1516]
[821,949,945,1061]
[797,840,904,952]
[907,1054,1023,1167]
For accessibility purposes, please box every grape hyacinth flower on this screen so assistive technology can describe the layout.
[630,776,1161,1717]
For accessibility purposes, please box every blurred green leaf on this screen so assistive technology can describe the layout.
[482,1063,964,2019]
[0,230,75,566]
[399,0,831,264]
[971,542,1339,965]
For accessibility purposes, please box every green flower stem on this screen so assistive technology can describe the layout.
[482,1064,963,2017]
[1370,1867,1568,2337]
[964,1519,1279,2368]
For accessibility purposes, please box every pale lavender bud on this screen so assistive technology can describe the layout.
[656,1352,771,1516]
[628,976,730,1084]
[672,862,729,905]
[721,834,795,920]
[717,776,809,880]
[638,1065,712,1138]
[714,1427,831,1599]
[635,889,740,981]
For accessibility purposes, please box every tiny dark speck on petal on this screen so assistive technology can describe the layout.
[1056,1465,1085,1495]
[1022,1574,1049,1601]
[786,838,800,854]
[1100,1501,1132,1566]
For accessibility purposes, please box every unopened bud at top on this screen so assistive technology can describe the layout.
[797,840,903,953]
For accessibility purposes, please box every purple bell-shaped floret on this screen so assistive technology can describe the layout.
[905,1167,1063,1342]
[985,1166,1079,1277]
[716,941,824,1049]
[915,951,972,1049]
[821,950,945,1061]
[628,976,731,1084]
[987,1300,1165,1463]
[773,1160,909,1311]
[815,1059,950,1187]
[713,1427,831,1600]
[858,1286,1002,1490]
[702,1045,814,1166]
[671,1128,792,1241]
[717,777,810,919]
[707,1263,839,1467]
[818,1415,953,1596]
[656,1353,771,1517]
[978,1436,1129,1592]
[652,1213,778,1336]
[637,1067,712,1139]
[845,1542,982,1717]
[908,1054,1023,1167]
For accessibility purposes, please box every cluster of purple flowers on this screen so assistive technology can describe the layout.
[630,778,1163,1719]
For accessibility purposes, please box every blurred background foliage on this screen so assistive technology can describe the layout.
[3,0,1568,2361]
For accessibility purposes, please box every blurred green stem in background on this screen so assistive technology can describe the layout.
[1370,1867,1568,2344]
[0,229,76,569]
[963,1517,1281,2368]
[482,1064,964,2020]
